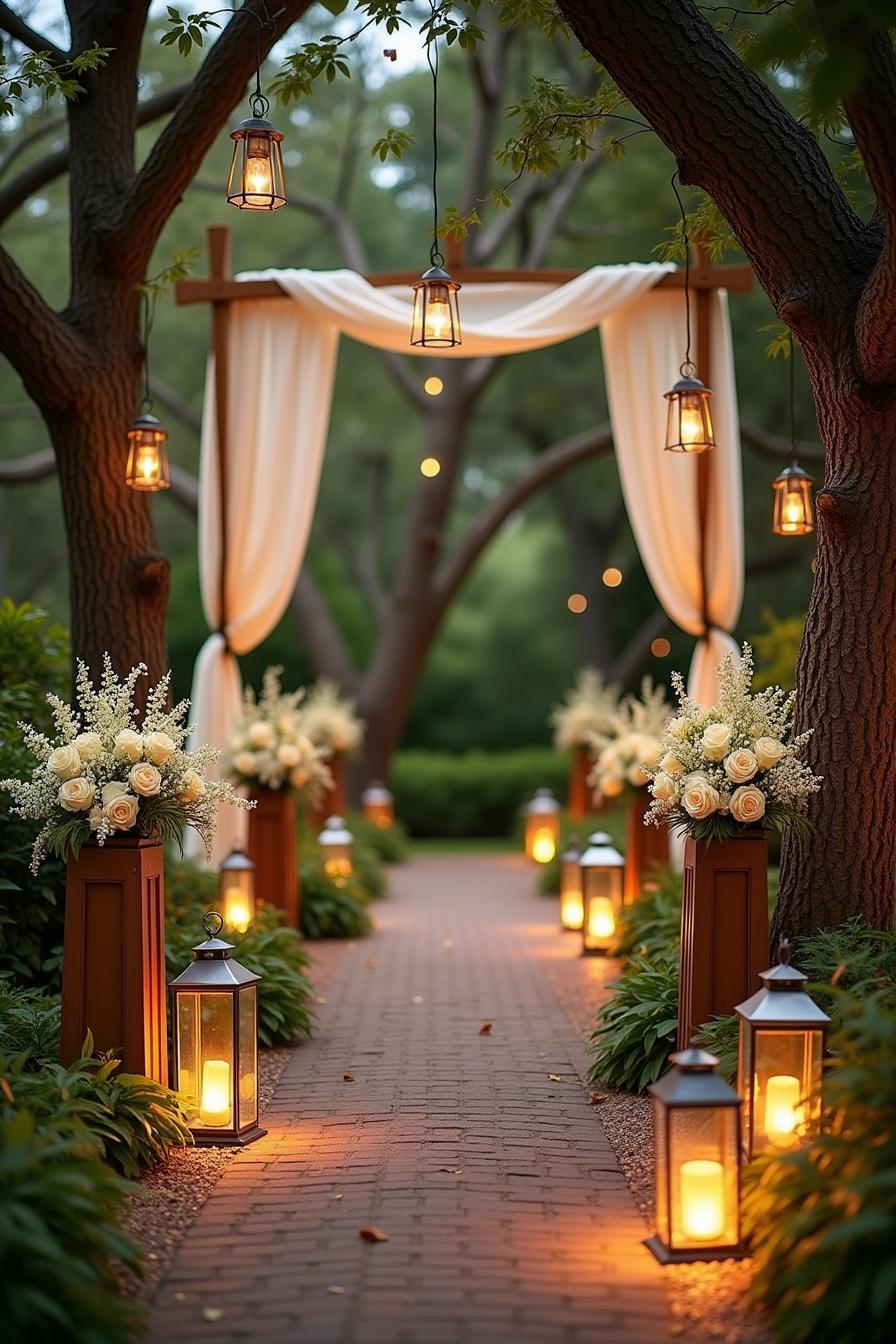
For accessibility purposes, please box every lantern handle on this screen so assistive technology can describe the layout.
[776,938,793,965]
[203,911,225,939]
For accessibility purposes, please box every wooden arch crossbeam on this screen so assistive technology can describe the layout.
[177,226,752,647]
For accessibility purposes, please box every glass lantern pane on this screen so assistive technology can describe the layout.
[223,871,253,934]
[583,868,621,951]
[652,1097,670,1244]
[560,861,584,930]
[752,1028,822,1154]
[668,1107,738,1251]
[176,993,199,1104]
[197,992,235,1129]
[737,1017,753,1142]
[239,986,258,1129]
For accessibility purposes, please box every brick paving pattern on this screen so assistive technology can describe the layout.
[146,854,670,1343]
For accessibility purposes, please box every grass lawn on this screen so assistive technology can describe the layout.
[409,836,520,856]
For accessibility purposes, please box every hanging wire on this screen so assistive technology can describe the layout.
[139,288,157,416]
[670,170,694,376]
[426,0,444,268]
[248,1,273,117]
[788,329,797,461]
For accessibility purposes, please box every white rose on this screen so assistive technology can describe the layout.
[47,744,81,780]
[178,769,205,805]
[289,766,310,790]
[668,717,688,739]
[88,806,103,831]
[113,729,143,763]
[234,751,258,777]
[600,773,624,799]
[277,743,300,768]
[129,762,162,797]
[247,721,275,749]
[58,777,95,812]
[730,785,766,826]
[103,791,139,831]
[295,734,314,758]
[102,781,128,806]
[73,732,103,762]
[651,771,679,803]
[702,722,732,762]
[682,774,720,820]
[724,748,758,785]
[659,752,684,776]
[143,731,175,766]
[754,737,786,770]
[277,713,298,735]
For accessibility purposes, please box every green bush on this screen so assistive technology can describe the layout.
[348,811,409,864]
[390,747,568,837]
[615,863,681,959]
[0,1100,141,1344]
[300,857,373,939]
[694,1013,739,1082]
[797,917,896,1003]
[165,864,315,1047]
[0,983,61,1066]
[743,989,896,1344]
[588,955,679,1093]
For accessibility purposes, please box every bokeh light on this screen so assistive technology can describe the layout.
[651,637,671,657]
[420,457,441,477]
[567,593,588,614]
[424,376,443,396]
[602,567,623,588]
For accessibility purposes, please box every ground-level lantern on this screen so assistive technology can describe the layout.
[125,413,170,491]
[361,781,394,829]
[169,912,266,1147]
[646,1043,743,1263]
[579,831,624,955]
[219,846,255,934]
[523,787,560,864]
[735,939,829,1159]
[319,815,353,883]
[559,834,584,932]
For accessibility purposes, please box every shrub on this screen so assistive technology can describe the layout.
[614,863,681,959]
[0,1101,141,1344]
[348,811,409,864]
[797,917,896,1003]
[390,747,568,837]
[300,858,373,939]
[743,989,896,1344]
[536,807,626,895]
[694,1013,739,1082]
[588,955,679,1093]
[0,984,61,1066]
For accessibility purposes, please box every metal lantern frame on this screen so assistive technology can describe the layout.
[169,912,266,1147]
[361,781,395,829]
[735,941,830,1160]
[218,846,256,934]
[772,461,815,537]
[227,96,286,211]
[523,787,561,864]
[410,264,462,348]
[559,834,584,932]
[579,830,625,956]
[664,370,716,453]
[319,814,354,881]
[125,413,171,491]
[647,1044,745,1264]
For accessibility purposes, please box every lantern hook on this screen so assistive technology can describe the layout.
[776,937,793,965]
[203,910,225,938]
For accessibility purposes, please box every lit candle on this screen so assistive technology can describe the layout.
[425,296,450,342]
[763,1073,801,1145]
[587,896,615,940]
[561,890,584,930]
[245,136,273,202]
[532,829,556,864]
[679,1159,724,1241]
[200,1059,231,1127]
[324,856,352,881]
[223,886,251,934]
[137,447,160,484]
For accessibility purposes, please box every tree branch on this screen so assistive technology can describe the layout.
[607,609,672,684]
[739,417,825,465]
[523,155,606,267]
[149,377,202,435]
[0,3,68,62]
[289,569,360,692]
[0,447,54,482]
[0,243,92,409]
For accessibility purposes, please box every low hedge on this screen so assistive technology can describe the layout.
[391,747,568,837]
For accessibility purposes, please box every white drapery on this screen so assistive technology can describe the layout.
[190,263,743,858]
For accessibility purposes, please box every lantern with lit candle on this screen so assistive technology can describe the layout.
[735,940,829,1159]
[319,815,353,883]
[169,912,265,1147]
[646,1043,743,1263]
[772,462,814,536]
[410,264,462,348]
[559,834,584,932]
[361,781,394,829]
[125,413,170,491]
[218,846,255,934]
[227,101,286,210]
[523,788,560,864]
[579,831,625,955]
[664,369,715,453]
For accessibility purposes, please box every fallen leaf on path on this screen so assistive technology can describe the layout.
[333,1193,343,1201]
[438,1167,463,1174]
[668,1326,685,1337]
[547,1073,565,1083]
[343,1074,355,1082]
[590,1092,607,1105]
[327,1285,345,1295]
[411,995,424,1004]
[365,957,378,969]
[478,1022,493,1035]
[202,1307,224,1322]
[0,1078,14,1103]
[316,996,328,1005]
[441,938,454,949]
[359,1226,389,1243]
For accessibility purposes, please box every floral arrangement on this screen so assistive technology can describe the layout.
[589,677,669,801]
[302,677,365,756]
[1,656,251,872]
[550,667,620,752]
[646,644,821,841]
[226,666,331,797]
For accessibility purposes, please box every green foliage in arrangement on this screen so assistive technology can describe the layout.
[536,808,626,895]
[299,858,373,940]
[743,989,896,1344]
[0,1100,140,1344]
[0,984,61,1066]
[614,864,681,959]
[165,865,315,1047]
[391,748,567,838]
[348,812,409,865]
[0,602,69,988]
[587,956,679,1093]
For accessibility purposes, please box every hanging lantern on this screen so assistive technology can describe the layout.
[169,912,266,1147]
[227,97,286,210]
[664,369,715,453]
[410,265,462,348]
[646,1043,743,1263]
[218,846,255,934]
[523,788,560,864]
[735,940,829,1160]
[319,815,353,884]
[559,834,584,932]
[361,781,394,829]
[125,414,170,491]
[772,462,815,536]
[580,831,625,955]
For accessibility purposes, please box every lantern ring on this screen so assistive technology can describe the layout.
[249,91,271,119]
[679,359,698,379]
[203,910,225,938]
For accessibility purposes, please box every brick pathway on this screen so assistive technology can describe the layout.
[146,855,671,1344]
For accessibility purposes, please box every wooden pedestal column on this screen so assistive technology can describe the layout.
[248,788,300,928]
[310,751,347,829]
[624,792,670,905]
[567,746,592,820]
[677,831,769,1049]
[60,839,167,1084]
